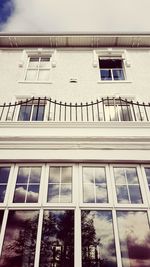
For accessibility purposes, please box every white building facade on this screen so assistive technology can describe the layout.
[0,34,150,267]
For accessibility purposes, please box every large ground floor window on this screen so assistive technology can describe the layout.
[0,163,150,267]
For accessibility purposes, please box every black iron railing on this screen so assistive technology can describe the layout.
[0,97,150,122]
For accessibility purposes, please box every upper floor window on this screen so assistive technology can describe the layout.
[25,56,51,81]
[99,58,125,81]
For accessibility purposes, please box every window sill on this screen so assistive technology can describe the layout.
[97,80,132,84]
[18,80,53,84]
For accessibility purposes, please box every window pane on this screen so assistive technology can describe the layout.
[40,57,50,67]
[100,69,112,80]
[144,168,150,190]
[83,167,108,203]
[117,211,150,267]
[13,167,41,203]
[118,105,133,121]
[0,210,39,267]
[81,210,117,267]
[49,167,60,183]
[62,167,72,183]
[60,184,72,202]
[28,57,39,68]
[25,69,37,81]
[100,59,122,69]
[32,105,45,121]
[113,69,124,80]
[0,167,10,203]
[47,184,59,203]
[38,70,49,81]
[18,105,32,121]
[114,167,143,204]
[39,210,74,267]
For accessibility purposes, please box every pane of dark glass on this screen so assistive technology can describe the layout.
[29,167,41,183]
[16,167,29,183]
[113,69,124,80]
[47,184,59,202]
[13,185,27,203]
[116,185,129,203]
[0,210,4,232]
[144,168,150,184]
[100,59,122,69]
[39,210,74,267]
[129,185,143,203]
[32,105,45,121]
[96,184,108,203]
[100,69,112,80]
[119,105,133,121]
[18,105,32,121]
[81,210,117,267]
[117,211,150,267]
[83,184,95,203]
[61,167,72,183]
[0,210,39,267]
[49,167,60,183]
[0,167,10,183]
[60,184,72,203]
[0,185,7,202]
[26,185,39,203]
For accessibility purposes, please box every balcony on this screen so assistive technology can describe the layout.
[0,97,150,123]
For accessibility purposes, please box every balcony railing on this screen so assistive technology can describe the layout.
[0,97,150,122]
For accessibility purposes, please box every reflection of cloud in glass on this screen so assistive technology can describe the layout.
[117,211,150,267]
[82,210,117,267]
[13,185,39,203]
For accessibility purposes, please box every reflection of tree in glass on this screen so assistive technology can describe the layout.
[0,210,39,267]
[40,210,74,267]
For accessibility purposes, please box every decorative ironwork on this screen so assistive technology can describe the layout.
[0,97,150,122]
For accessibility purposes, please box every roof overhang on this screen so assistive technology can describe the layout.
[0,33,150,48]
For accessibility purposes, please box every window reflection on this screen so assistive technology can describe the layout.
[0,210,39,267]
[83,167,108,203]
[114,167,143,204]
[117,211,150,267]
[81,210,117,267]
[144,167,150,192]
[39,210,74,267]
[13,167,41,203]
[47,167,72,203]
[0,167,10,203]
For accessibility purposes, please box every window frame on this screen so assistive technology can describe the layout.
[99,57,126,81]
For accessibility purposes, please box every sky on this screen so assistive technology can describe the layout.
[0,0,150,33]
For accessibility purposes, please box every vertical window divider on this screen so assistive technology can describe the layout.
[34,208,43,267]
[112,209,122,267]
[0,208,8,256]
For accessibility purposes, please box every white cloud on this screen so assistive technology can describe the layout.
[1,0,150,33]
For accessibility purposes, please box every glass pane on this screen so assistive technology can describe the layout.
[0,185,7,202]
[100,69,112,80]
[62,167,72,183]
[29,167,41,183]
[13,185,27,203]
[18,105,32,121]
[117,211,150,267]
[126,168,138,184]
[105,105,118,121]
[81,210,117,267]
[96,184,108,203]
[60,184,72,202]
[47,184,59,202]
[113,69,124,80]
[114,168,126,184]
[32,105,45,121]
[129,185,143,203]
[0,167,10,183]
[38,70,49,81]
[0,210,39,267]
[116,185,129,203]
[118,105,133,121]
[28,57,39,68]
[0,210,4,232]
[16,167,30,183]
[144,167,150,185]
[39,210,74,267]
[25,69,37,81]
[26,185,39,203]
[49,167,60,183]
[95,168,106,183]
[83,184,95,203]
[83,167,94,184]
[40,57,50,67]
